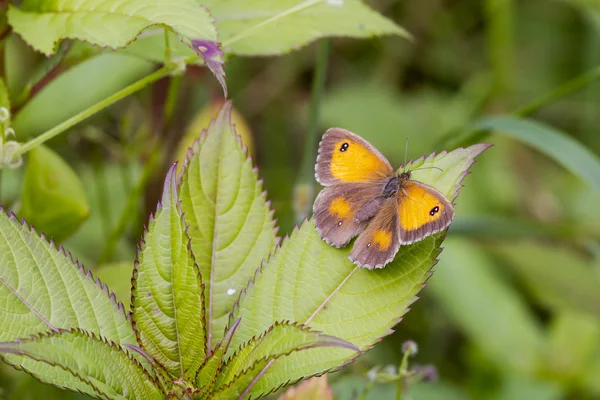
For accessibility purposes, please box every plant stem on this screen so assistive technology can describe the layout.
[484,0,514,99]
[15,65,172,157]
[293,39,329,222]
[514,64,600,117]
[164,75,182,126]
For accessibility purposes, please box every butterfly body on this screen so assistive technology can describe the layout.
[314,128,454,269]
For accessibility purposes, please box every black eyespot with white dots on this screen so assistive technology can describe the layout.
[337,221,343,226]
[340,142,349,152]
[429,206,440,216]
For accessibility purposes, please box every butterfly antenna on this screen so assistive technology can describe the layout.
[403,137,409,171]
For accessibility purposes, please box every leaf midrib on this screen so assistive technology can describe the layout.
[207,133,224,351]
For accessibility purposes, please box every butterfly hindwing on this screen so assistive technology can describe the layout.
[349,198,401,269]
[397,180,454,244]
[313,181,387,247]
[315,128,394,186]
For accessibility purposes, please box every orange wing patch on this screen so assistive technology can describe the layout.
[372,230,393,251]
[329,197,352,218]
[330,139,393,182]
[398,182,445,232]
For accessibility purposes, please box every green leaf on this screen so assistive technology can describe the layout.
[493,241,600,318]
[213,322,357,393]
[7,0,227,94]
[179,101,277,350]
[7,0,216,56]
[0,208,138,390]
[472,116,600,191]
[227,144,490,398]
[12,53,155,139]
[0,329,163,399]
[131,165,205,378]
[196,318,241,391]
[203,0,409,56]
[20,145,90,243]
[429,238,545,376]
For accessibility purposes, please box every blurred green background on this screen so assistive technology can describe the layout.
[2,0,600,399]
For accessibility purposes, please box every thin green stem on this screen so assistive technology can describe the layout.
[164,74,182,125]
[515,64,600,117]
[396,378,403,400]
[293,39,329,221]
[484,0,514,99]
[15,65,173,157]
[164,28,172,62]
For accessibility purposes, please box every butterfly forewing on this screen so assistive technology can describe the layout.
[349,198,401,269]
[315,128,394,186]
[397,180,454,244]
[313,181,387,247]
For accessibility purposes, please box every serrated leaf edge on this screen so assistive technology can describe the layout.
[0,206,132,327]
[0,327,163,399]
[130,165,206,379]
[177,100,279,350]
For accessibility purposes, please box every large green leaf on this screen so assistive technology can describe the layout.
[131,165,205,379]
[0,208,138,390]
[429,239,545,376]
[203,0,409,55]
[227,144,490,397]
[0,329,163,399]
[179,101,277,350]
[20,145,90,243]
[7,0,215,55]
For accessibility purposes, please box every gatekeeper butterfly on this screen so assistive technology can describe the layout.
[314,128,454,269]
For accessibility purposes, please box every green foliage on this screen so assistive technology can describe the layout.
[0,329,163,399]
[7,0,216,56]
[0,101,485,399]
[131,166,205,379]
[203,0,408,55]
[20,145,90,242]
[3,0,600,399]
[179,103,277,348]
